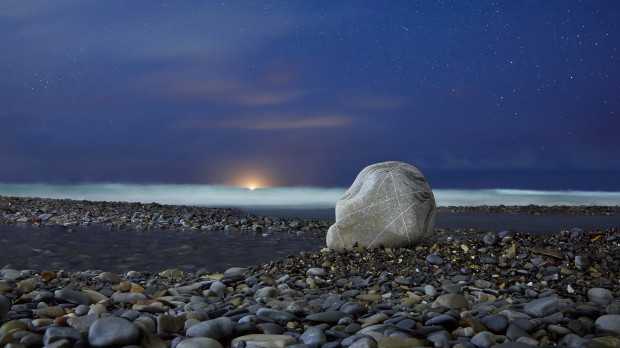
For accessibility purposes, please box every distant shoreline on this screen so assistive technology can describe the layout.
[1,195,619,233]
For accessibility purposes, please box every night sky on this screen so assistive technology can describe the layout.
[1,1,618,190]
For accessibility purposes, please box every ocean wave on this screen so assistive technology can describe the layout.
[0,183,618,208]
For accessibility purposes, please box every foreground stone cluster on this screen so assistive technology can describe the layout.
[0,227,618,347]
[0,196,328,233]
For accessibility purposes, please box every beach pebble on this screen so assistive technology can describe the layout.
[595,314,620,336]
[471,331,497,348]
[299,327,327,347]
[43,327,83,346]
[55,287,90,305]
[523,296,558,317]
[176,337,224,348]
[231,334,297,348]
[587,288,614,306]
[306,267,327,277]
[480,314,508,333]
[186,317,234,340]
[88,317,140,347]
[426,254,444,265]
[433,293,470,310]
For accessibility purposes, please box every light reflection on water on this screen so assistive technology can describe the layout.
[0,224,325,273]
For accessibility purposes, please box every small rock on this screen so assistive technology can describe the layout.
[299,327,327,348]
[587,288,614,306]
[471,331,496,348]
[55,288,90,305]
[231,334,297,348]
[595,314,620,336]
[176,337,224,348]
[523,296,558,317]
[186,317,234,340]
[306,267,327,277]
[88,317,140,347]
[426,254,444,265]
[433,293,470,310]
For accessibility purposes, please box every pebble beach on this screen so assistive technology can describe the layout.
[1,195,619,347]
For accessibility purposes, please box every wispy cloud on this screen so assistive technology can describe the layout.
[178,113,355,131]
[339,95,409,110]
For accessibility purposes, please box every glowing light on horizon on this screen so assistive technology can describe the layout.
[248,185,257,190]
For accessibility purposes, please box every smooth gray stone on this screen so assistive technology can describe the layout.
[471,331,497,348]
[224,267,245,276]
[426,254,444,265]
[350,337,377,348]
[345,322,362,334]
[481,314,508,333]
[256,308,298,324]
[506,324,530,342]
[425,284,438,297]
[54,288,90,305]
[587,288,614,306]
[426,329,451,346]
[424,314,458,328]
[434,294,470,310]
[299,327,327,348]
[306,268,327,277]
[186,317,234,340]
[254,286,278,299]
[562,333,585,348]
[208,281,227,298]
[341,334,374,347]
[595,314,620,336]
[326,161,436,250]
[33,291,54,302]
[305,311,351,323]
[43,326,83,346]
[176,337,223,348]
[20,333,44,347]
[339,302,368,317]
[522,296,558,317]
[88,317,140,347]
[67,313,100,330]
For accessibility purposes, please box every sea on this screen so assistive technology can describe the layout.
[1,183,618,210]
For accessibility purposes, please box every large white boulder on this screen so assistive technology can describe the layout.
[327,161,436,250]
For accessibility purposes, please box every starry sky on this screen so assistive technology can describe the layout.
[1,1,618,190]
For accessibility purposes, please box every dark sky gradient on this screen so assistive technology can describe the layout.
[1,1,619,190]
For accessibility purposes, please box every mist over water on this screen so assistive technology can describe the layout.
[1,183,618,208]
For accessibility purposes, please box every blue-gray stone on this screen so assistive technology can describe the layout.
[480,314,508,334]
[44,327,83,346]
[185,317,234,340]
[523,296,558,317]
[208,281,227,298]
[88,317,140,347]
[427,254,444,265]
[595,314,620,336]
[424,314,458,328]
[256,308,298,324]
[176,337,224,348]
[471,331,496,348]
[506,324,530,342]
[340,302,368,317]
[300,327,327,348]
[55,288,90,305]
[587,288,613,306]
